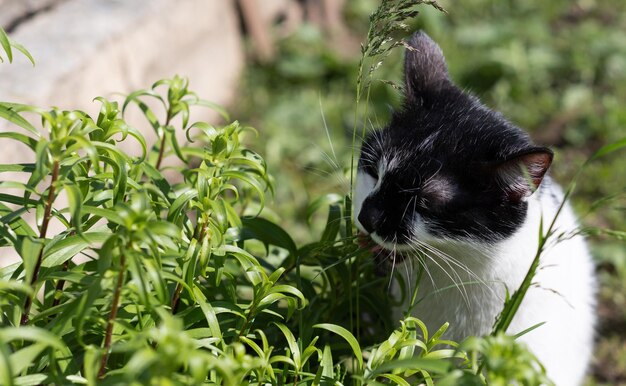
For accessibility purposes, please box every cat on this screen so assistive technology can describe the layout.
[353,31,595,386]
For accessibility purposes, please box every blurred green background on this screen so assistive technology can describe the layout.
[233,0,626,384]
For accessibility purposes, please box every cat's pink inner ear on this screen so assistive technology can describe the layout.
[495,149,553,200]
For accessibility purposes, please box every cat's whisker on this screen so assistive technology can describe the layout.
[416,240,483,284]
[320,151,341,172]
[408,240,476,306]
[409,243,468,304]
[318,95,338,163]
[302,166,337,178]
[401,196,416,224]
[417,239,500,303]
[388,238,399,291]
[415,238,490,290]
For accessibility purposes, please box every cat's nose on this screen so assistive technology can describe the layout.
[358,204,382,234]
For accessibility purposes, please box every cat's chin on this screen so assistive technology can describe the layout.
[357,232,410,276]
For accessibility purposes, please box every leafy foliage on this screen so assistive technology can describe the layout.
[0,26,34,65]
[0,73,553,384]
[4,0,623,384]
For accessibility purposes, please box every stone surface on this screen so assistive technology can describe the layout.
[0,0,63,31]
[0,0,244,264]
[1,0,242,115]
[0,0,244,162]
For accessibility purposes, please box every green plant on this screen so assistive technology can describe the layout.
[4,0,622,384]
[0,26,34,65]
[0,72,536,384]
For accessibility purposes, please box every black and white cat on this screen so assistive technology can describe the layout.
[354,31,595,386]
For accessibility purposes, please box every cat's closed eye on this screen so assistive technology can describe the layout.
[363,162,379,180]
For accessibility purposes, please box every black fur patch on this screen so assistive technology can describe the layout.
[357,31,552,244]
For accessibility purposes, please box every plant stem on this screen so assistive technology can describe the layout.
[155,112,172,170]
[170,283,183,314]
[51,260,70,308]
[21,160,59,325]
[238,303,257,339]
[51,230,75,310]
[172,229,207,314]
[491,185,574,336]
[98,251,127,378]
[155,133,167,170]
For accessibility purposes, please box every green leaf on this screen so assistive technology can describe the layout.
[367,358,450,378]
[143,259,168,304]
[167,188,198,224]
[0,132,38,150]
[0,27,13,63]
[0,202,36,239]
[193,287,223,344]
[314,323,363,370]
[586,137,626,164]
[306,193,343,224]
[377,373,411,386]
[65,182,84,236]
[321,204,342,243]
[10,42,35,66]
[513,322,546,339]
[223,170,267,212]
[0,164,35,173]
[0,104,39,137]
[274,322,301,369]
[0,326,67,351]
[15,236,45,285]
[265,285,306,307]
[320,344,334,382]
[43,231,109,267]
[241,217,297,255]
[0,280,34,297]
[140,162,172,198]
[83,345,100,386]
[80,207,125,226]
[165,125,187,162]
[122,90,165,133]
[190,98,230,121]
[223,245,264,286]
[0,341,14,386]
[429,322,449,346]
[14,374,49,386]
[9,343,48,375]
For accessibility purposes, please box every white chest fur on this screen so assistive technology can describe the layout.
[355,173,596,386]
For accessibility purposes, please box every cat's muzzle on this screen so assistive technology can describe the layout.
[358,232,409,276]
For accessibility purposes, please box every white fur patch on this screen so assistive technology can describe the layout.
[422,176,455,202]
[394,180,595,386]
[353,170,376,234]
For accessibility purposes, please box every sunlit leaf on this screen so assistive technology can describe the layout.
[0,104,39,137]
[14,236,44,285]
[0,27,13,62]
[314,323,363,370]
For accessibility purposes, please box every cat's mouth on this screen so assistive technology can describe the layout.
[357,232,409,276]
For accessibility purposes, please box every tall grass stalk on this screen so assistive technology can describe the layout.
[348,0,446,361]
[491,138,626,336]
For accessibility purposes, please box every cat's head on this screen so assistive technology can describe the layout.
[354,31,553,257]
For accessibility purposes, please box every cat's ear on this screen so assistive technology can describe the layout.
[491,147,554,201]
[404,31,451,103]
